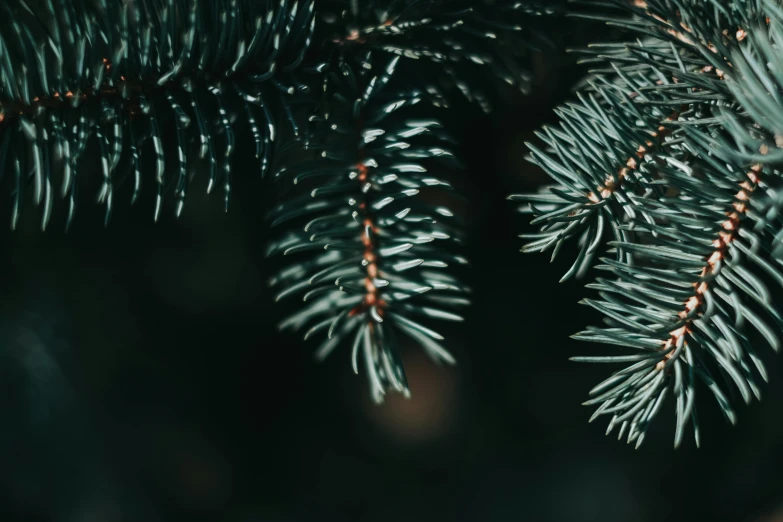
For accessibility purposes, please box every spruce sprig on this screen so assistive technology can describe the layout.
[716,5,783,260]
[0,0,314,229]
[512,0,783,447]
[265,0,552,401]
[268,54,469,402]
[313,0,557,111]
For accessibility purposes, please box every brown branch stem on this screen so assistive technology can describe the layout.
[655,164,761,370]
[348,134,386,320]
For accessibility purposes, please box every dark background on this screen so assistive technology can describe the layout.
[1,12,783,522]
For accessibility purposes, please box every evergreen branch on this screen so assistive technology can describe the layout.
[513,0,783,446]
[508,73,681,282]
[0,0,314,229]
[315,0,559,111]
[576,161,783,448]
[676,1,783,261]
[0,0,555,407]
[264,1,553,401]
[268,53,468,402]
[511,9,738,279]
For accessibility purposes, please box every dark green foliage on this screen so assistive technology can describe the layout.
[268,55,468,402]
[265,1,551,400]
[9,0,783,451]
[0,0,551,403]
[713,2,783,259]
[312,0,557,110]
[512,0,783,447]
[0,0,314,228]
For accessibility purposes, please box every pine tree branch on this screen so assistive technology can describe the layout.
[0,0,314,229]
[268,53,468,402]
[513,0,783,446]
[264,0,553,401]
[314,0,559,111]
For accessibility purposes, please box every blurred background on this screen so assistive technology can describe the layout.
[1,9,783,522]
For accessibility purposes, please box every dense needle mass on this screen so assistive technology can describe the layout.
[268,53,469,402]
[0,0,314,228]
[512,0,783,447]
[265,0,550,400]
